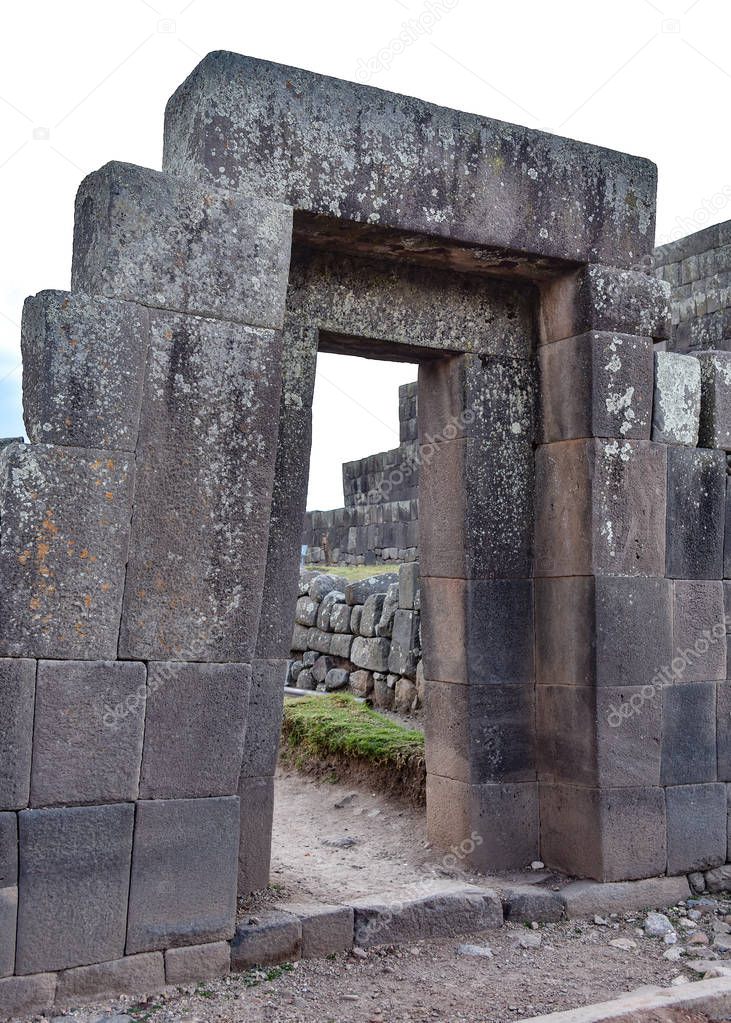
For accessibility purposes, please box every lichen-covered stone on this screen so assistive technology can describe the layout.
[696,350,731,449]
[239,659,285,779]
[652,351,701,445]
[30,660,147,807]
[21,290,149,451]
[72,161,293,328]
[0,443,134,659]
[164,52,657,268]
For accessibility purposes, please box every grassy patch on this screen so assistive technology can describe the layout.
[281,693,425,804]
[304,562,400,582]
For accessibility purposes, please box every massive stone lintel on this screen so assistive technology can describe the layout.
[163,52,657,269]
[0,443,134,659]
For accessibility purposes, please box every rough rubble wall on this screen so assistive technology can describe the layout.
[654,221,731,353]
[303,383,420,566]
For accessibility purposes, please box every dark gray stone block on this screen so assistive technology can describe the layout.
[0,659,35,810]
[535,439,667,577]
[238,776,274,895]
[239,660,285,780]
[329,633,354,659]
[0,443,134,660]
[539,331,653,442]
[359,594,385,637]
[351,636,390,673]
[666,447,725,579]
[55,951,165,1007]
[0,815,17,888]
[540,783,667,881]
[120,311,283,664]
[30,660,147,807]
[324,668,349,691]
[662,683,717,786]
[164,941,230,984]
[231,910,301,970]
[535,576,673,686]
[672,581,726,681]
[0,974,56,1017]
[344,574,398,606]
[139,663,251,799]
[424,680,536,784]
[399,562,420,610]
[126,796,239,953]
[718,684,731,781]
[426,775,539,872]
[666,783,726,873]
[697,351,731,450]
[294,596,318,628]
[501,885,565,923]
[422,578,534,687]
[164,53,656,269]
[538,685,662,787]
[72,161,293,329]
[21,290,149,451]
[16,803,134,973]
[0,887,16,977]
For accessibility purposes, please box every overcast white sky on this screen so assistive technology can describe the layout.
[1,0,729,509]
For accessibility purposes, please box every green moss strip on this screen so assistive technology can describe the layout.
[281,693,426,804]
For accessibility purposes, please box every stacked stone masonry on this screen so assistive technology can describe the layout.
[3,46,731,1018]
[302,382,420,565]
[289,563,423,713]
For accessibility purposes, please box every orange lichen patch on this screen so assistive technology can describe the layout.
[101,582,112,593]
[36,541,51,564]
[74,622,87,636]
[29,597,41,611]
[18,550,31,565]
[136,589,146,599]
[153,576,167,593]
[41,513,59,536]
[84,594,92,609]
[79,548,90,559]
[65,417,73,429]
[106,459,114,470]
[163,328,173,341]
[104,492,114,502]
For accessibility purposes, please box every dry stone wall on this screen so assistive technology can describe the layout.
[289,563,423,715]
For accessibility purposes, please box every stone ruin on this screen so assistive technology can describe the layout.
[1,47,731,1014]
[303,382,420,566]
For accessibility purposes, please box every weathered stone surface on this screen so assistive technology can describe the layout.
[120,311,283,663]
[350,605,363,634]
[672,581,726,681]
[309,574,347,601]
[705,865,731,894]
[306,628,331,655]
[399,562,420,610]
[0,974,56,1017]
[30,660,147,807]
[329,602,352,634]
[329,633,354,659]
[424,680,536,784]
[662,683,717,786]
[394,676,417,713]
[539,332,653,442]
[666,783,727,874]
[0,887,16,977]
[139,662,250,799]
[164,53,656,269]
[652,351,701,445]
[419,355,535,579]
[717,684,731,781]
[72,161,293,328]
[349,670,374,697]
[0,443,134,659]
[21,290,149,451]
[535,439,667,577]
[324,668,349,691]
[375,583,399,638]
[311,655,334,685]
[239,659,285,779]
[0,815,17,887]
[422,577,534,686]
[560,876,690,918]
[238,776,274,895]
[16,803,134,973]
[359,594,386,637]
[231,910,301,970]
[426,775,539,871]
[295,596,318,628]
[666,447,726,579]
[697,351,731,450]
[126,797,239,952]
[535,576,672,686]
[540,265,670,343]
[351,881,502,948]
[344,574,398,606]
[537,685,661,787]
[0,659,35,810]
[540,784,667,882]
[388,609,420,678]
[500,885,564,923]
[164,942,230,985]
[291,624,309,652]
[279,903,354,958]
[351,636,390,673]
[55,952,165,1006]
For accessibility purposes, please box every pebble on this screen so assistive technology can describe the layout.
[687,931,710,946]
[644,912,674,937]
[351,947,368,959]
[663,946,684,961]
[713,933,731,951]
[670,975,690,987]
[663,931,678,945]
[594,915,609,926]
[518,932,542,949]
[530,861,545,870]
[609,938,636,951]
[323,835,359,848]
[456,943,494,958]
